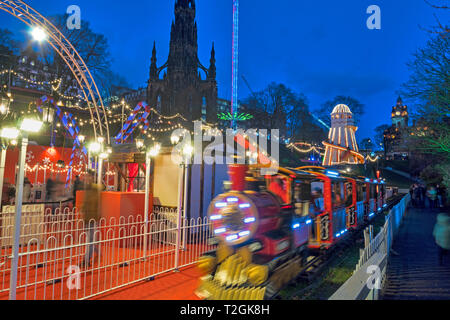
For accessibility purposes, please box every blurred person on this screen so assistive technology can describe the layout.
[433,212,450,266]
[410,184,417,207]
[311,187,323,212]
[427,185,438,210]
[1,179,11,208]
[309,187,323,240]
[53,180,65,201]
[73,175,83,208]
[269,176,289,204]
[8,183,15,205]
[46,178,55,202]
[345,184,353,207]
[437,184,446,208]
[22,177,32,203]
[81,170,102,268]
[413,184,422,208]
[420,184,427,208]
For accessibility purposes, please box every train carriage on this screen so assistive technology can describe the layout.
[295,167,358,250]
[196,164,386,300]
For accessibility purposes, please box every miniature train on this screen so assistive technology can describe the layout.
[196,165,389,300]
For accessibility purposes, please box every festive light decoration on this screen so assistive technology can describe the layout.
[287,142,325,155]
[0,69,61,86]
[36,96,87,185]
[322,104,364,166]
[231,0,239,129]
[365,155,380,163]
[218,112,253,121]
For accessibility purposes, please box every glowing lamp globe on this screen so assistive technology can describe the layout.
[88,142,101,154]
[31,27,47,42]
[20,116,43,133]
[0,127,20,140]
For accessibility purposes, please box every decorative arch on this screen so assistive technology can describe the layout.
[0,0,110,143]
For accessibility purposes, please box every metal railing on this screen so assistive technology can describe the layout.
[355,194,410,271]
[0,207,214,300]
[330,194,410,300]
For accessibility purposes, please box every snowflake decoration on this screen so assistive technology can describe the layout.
[26,151,35,163]
[42,157,51,166]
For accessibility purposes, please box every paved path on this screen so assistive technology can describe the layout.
[382,206,450,300]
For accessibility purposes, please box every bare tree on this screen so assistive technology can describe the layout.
[317,96,365,127]
[242,82,326,142]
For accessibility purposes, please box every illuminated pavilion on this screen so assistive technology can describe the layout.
[322,104,364,166]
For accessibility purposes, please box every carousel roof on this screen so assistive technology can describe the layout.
[331,104,352,114]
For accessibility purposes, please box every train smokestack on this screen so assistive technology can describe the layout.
[228,164,249,191]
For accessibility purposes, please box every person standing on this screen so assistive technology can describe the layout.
[22,177,32,203]
[420,184,427,208]
[81,170,102,268]
[46,178,54,202]
[437,185,446,208]
[72,175,83,208]
[433,213,450,265]
[413,184,421,208]
[427,185,438,210]
[409,184,414,206]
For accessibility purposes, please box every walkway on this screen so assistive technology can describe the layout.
[382,207,450,300]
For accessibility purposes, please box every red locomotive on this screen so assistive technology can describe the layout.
[196,164,387,300]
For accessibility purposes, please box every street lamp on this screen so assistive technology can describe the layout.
[20,116,43,133]
[31,27,47,42]
[175,142,193,270]
[5,116,43,300]
[171,134,180,145]
[42,102,55,124]
[88,141,101,154]
[142,141,160,260]
[135,138,144,150]
[88,140,103,184]
[0,92,12,115]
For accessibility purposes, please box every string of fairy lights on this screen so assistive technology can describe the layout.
[24,163,87,175]
[365,155,380,163]
[287,142,325,156]
[0,69,61,86]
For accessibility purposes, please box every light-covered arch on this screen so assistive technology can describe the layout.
[0,0,110,143]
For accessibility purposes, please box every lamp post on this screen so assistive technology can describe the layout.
[182,145,193,251]
[174,143,193,270]
[139,142,160,260]
[7,116,43,300]
[0,91,12,116]
[88,139,102,184]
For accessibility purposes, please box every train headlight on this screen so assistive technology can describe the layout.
[208,192,259,245]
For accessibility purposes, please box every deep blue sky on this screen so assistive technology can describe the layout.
[1,0,444,141]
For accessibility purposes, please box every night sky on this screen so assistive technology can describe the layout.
[1,0,443,141]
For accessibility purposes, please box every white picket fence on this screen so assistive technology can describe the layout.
[0,207,214,300]
[329,194,410,300]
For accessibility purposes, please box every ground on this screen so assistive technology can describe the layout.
[382,206,450,299]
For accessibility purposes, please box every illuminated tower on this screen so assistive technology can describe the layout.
[391,96,408,128]
[231,0,239,129]
[322,104,364,166]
